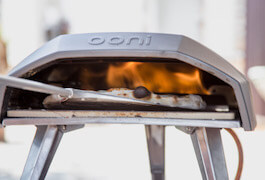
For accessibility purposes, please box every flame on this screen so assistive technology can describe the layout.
[106,62,209,94]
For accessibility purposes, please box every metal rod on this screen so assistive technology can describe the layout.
[0,75,72,97]
[0,75,155,106]
[71,88,161,106]
[21,125,63,180]
[21,125,84,180]
[0,75,166,107]
[145,125,165,180]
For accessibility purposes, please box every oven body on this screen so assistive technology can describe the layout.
[0,32,256,130]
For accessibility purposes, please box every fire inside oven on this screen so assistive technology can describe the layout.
[7,57,238,118]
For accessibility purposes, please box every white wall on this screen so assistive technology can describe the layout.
[201,0,246,72]
[157,0,201,40]
[61,0,145,33]
[1,0,245,69]
[152,0,246,72]
[1,0,44,67]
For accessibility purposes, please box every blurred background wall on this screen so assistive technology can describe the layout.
[1,0,246,70]
[1,0,265,179]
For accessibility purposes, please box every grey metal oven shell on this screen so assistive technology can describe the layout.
[0,32,256,130]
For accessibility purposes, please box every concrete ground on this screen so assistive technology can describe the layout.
[0,124,264,179]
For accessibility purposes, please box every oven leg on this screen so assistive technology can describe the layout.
[145,125,165,180]
[191,127,229,180]
[21,124,84,180]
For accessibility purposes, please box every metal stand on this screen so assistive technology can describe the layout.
[21,125,228,180]
[145,125,165,180]
[21,124,84,180]
[191,127,229,180]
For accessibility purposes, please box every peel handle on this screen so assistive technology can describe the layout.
[0,75,73,97]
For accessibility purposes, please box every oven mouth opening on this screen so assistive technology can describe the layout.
[7,57,238,114]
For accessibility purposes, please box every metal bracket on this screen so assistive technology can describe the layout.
[21,124,84,180]
[175,126,196,134]
[59,124,85,133]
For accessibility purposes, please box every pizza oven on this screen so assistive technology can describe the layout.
[0,33,256,180]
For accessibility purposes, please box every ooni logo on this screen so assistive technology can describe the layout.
[88,35,152,46]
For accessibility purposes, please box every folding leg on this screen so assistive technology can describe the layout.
[191,127,229,180]
[21,124,84,180]
[145,125,165,180]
